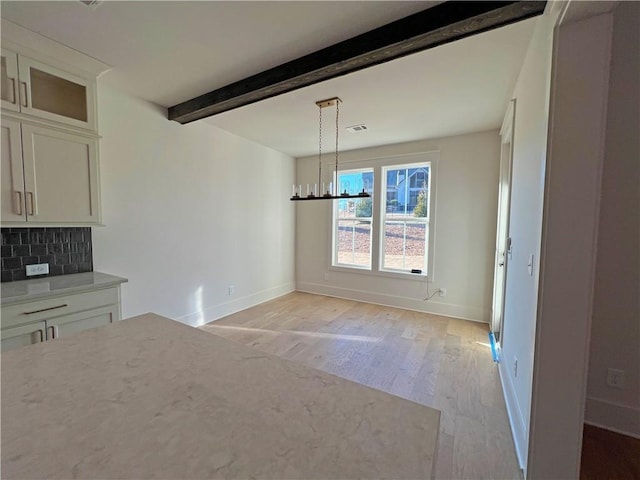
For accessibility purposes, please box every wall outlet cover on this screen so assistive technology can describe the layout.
[606,368,625,389]
[26,263,49,276]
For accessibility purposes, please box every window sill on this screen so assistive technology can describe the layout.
[329,265,431,282]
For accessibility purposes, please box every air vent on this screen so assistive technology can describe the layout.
[80,0,104,9]
[346,124,368,133]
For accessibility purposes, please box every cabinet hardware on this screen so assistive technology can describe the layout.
[13,191,22,215]
[23,304,68,315]
[37,329,44,342]
[9,78,16,104]
[19,81,28,107]
[48,325,59,339]
[26,191,34,215]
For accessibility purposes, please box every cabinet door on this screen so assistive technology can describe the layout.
[1,49,19,112]
[1,321,46,352]
[0,118,26,222]
[17,56,96,131]
[47,305,119,340]
[21,124,100,224]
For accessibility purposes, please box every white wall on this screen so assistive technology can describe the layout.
[528,9,616,479]
[497,13,555,470]
[585,0,640,438]
[295,131,500,323]
[92,83,296,326]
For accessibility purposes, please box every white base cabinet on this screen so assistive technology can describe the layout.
[0,321,46,351]
[1,286,122,352]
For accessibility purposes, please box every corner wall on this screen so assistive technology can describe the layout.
[295,130,500,323]
[585,0,640,438]
[93,84,296,326]
[497,12,555,470]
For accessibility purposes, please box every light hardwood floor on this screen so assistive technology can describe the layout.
[200,292,522,479]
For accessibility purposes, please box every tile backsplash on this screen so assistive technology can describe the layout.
[1,227,93,282]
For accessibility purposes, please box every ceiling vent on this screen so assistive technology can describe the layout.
[346,124,368,133]
[80,0,104,9]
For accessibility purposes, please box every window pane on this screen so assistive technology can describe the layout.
[334,169,373,269]
[337,219,371,268]
[383,221,427,271]
[382,162,430,273]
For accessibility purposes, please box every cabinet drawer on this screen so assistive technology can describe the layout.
[1,287,119,329]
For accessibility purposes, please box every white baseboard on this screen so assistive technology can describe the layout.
[176,282,296,327]
[296,281,489,323]
[498,359,528,471]
[584,396,640,438]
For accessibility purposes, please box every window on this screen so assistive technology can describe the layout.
[333,168,374,269]
[331,156,436,279]
[381,163,430,273]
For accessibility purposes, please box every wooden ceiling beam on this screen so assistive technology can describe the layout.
[168,1,546,124]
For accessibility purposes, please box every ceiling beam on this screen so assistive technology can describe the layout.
[168,1,546,124]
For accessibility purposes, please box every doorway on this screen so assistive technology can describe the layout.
[491,99,515,345]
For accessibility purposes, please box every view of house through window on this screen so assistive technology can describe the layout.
[382,163,430,272]
[332,160,433,276]
[333,169,374,268]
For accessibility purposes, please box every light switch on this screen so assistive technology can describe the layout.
[528,254,534,276]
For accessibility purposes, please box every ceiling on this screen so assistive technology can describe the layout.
[0,1,537,158]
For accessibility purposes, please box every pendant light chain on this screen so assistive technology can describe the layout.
[335,99,339,196]
[318,102,322,195]
[290,96,369,201]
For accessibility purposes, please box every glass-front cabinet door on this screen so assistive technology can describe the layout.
[17,56,96,131]
[1,49,20,112]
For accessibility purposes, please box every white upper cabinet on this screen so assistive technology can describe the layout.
[1,49,20,113]
[0,118,25,222]
[0,120,100,225]
[21,124,100,224]
[0,25,107,226]
[17,56,96,131]
[1,48,96,131]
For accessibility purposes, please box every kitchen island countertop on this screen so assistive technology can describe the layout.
[1,313,440,479]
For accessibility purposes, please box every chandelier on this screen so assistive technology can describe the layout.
[290,97,370,201]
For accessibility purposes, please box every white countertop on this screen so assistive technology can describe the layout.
[1,271,127,305]
[1,313,440,479]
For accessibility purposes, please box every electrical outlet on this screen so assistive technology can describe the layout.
[607,368,625,389]
[26,263,49,276]
[228,285,235,296]
[438,288,447,297]
[513,357,518,378]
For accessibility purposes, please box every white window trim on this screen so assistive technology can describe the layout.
[329,151,439,282]
[380,161,437,278]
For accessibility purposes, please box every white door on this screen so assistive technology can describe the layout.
[491,99,515,342]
